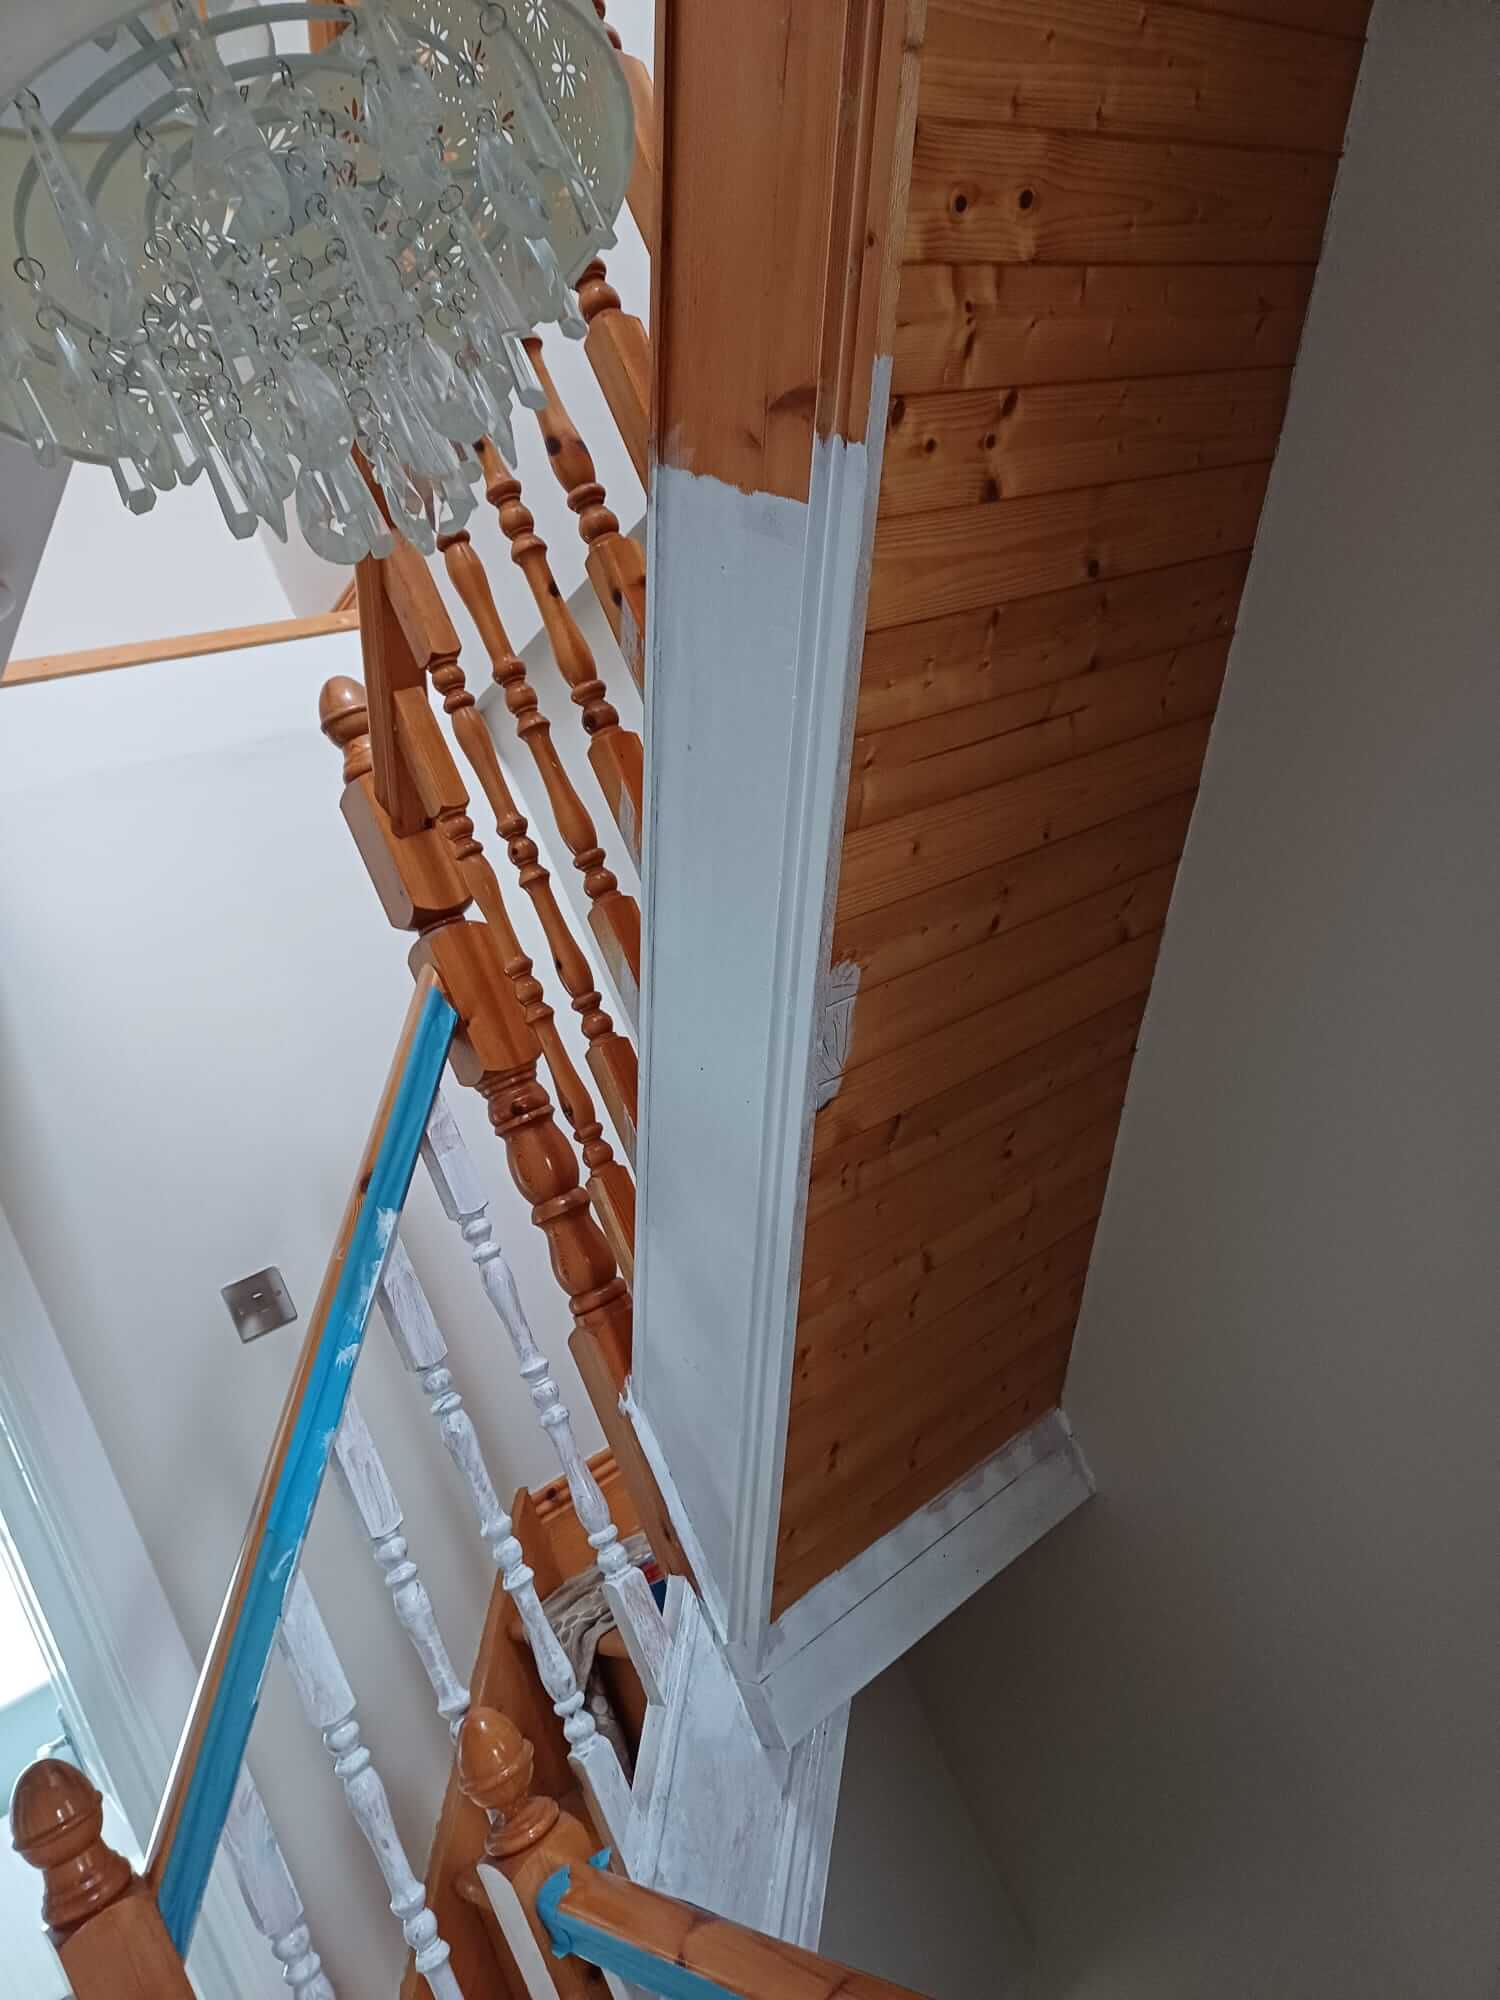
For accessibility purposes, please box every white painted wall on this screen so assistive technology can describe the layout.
[904,4,1499,1994]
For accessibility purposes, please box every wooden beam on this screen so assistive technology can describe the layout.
[1,610,360,689]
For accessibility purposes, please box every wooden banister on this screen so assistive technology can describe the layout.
[436,526,643,1131]
[317,672,691,1588]
[457,1707,608,2000]
[540,1863,932,1999]
[13,1761,193,1999]
[473,439,646,931]
[523,333,648,692]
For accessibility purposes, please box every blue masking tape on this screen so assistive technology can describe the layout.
[157,984,457,1953]
[537,1859,745,2000]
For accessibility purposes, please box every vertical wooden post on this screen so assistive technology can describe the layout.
[456,1707,609,2000]
[523,331,647,688]
[11,1760,194,2000]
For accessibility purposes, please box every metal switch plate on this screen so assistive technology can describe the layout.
[222,1267,297,1344]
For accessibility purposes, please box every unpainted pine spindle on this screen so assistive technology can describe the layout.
[574,259,650,489]
[521,333,647,692]
[11,1759,194,2000]
[592,0,658,258]
[387,677,637,1269]
[432,531,640,1162]
[456,1707,608,2000]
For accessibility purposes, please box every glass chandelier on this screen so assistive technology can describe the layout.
[0,0,632,561]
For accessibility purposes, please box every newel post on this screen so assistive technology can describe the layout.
[12,1760,194,1999]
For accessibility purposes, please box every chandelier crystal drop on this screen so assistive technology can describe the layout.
[0,0,632,560]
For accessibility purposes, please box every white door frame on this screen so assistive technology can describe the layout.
[0,1205,277,1997]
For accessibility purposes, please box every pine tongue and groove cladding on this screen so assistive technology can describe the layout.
[771,0,1370,1617]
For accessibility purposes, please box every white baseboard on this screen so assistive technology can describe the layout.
[734,1412,1095,1749]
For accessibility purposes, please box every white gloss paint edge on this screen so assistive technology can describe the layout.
[743,1414,1096,1750]
[0,1204,280,1998]
[633,356,892,1669]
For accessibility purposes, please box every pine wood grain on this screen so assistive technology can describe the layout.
[830,792,1194,990]
[839,715,1212,918]
[905,121,1339,265]
[817,930,1161,1150]
[801,1161,1113,1377]
[868,463,1270,628]
[846,636,1227,828]
[1173,0,1370,34]
[846,862,1175,1071]
[855,552,1247,731]
[893,262,1315,395]
[804,1062,1131,1283]
[881,367,1291,516]
[811,990,1144,1189]
[923,0,1363,151]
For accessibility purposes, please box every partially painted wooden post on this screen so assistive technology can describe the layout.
[634,0,922,1675]
[276,1573,463,2000]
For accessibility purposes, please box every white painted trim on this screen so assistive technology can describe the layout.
[735,1414,1095,1750]
[0,1204,278,1998]
[634,356,893,1663]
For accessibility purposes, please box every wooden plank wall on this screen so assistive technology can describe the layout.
[773,0,1370,1616]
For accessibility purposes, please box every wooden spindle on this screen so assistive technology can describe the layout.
[277,1572,464,2000]
[456,1707,608,2000]
[522,334,647,693]
[223,1773,337,2000]
[384,673,637,1274]
[422,1095,668,1700]
[319,674,688,1590]
[473,438,647,907]
[11,1760,193,1999]
[591,1,658,256]
[575,261,651,489]
[332,1391,470,1734]
[429,536,639,1162]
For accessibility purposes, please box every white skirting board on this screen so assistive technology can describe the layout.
[729,1412,1095,1750]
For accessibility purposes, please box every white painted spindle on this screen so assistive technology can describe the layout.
[375,1234,635,1853]
[419,1093,669,1702]
[332,1391,470,1734]
[224,1771,337,2000]
[276,1572,464,2000]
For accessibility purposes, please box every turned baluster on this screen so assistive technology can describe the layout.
[473,438,647,911]
[276,1572,464,2000]
[574,260,651,490]
[331,1391,470,1735]
[353,1269,635,1852]
[522,333,647,693]
[427,539,639,1162]
[318,673,688,1586]
[224,1772,337,2000]
[331,667,634,1271]
[423,1093,667,1698]
[456,1707,608,2000]
[592,0,657,258]
[11,1759,193,1999]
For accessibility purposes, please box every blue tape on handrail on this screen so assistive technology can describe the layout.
[537,1859,745,2000]
[156,983,457,1953]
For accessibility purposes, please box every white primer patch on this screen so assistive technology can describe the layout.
[813,959,862,1110]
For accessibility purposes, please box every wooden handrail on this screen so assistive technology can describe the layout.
[12,1761,194,2000]
[539,1863,932,1999]
[524,333,647,692]
[145,969,458,1952]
